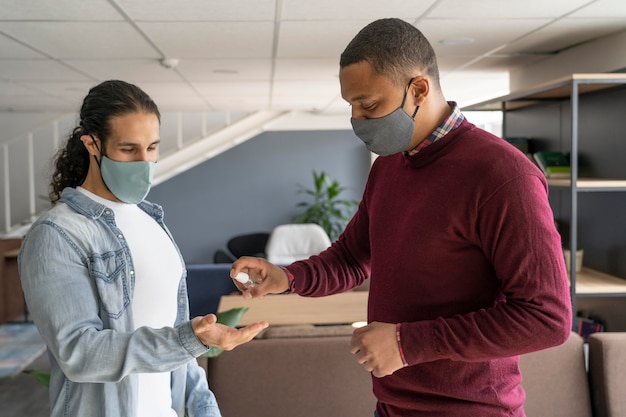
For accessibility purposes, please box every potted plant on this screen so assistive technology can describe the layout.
[294,170,359,241]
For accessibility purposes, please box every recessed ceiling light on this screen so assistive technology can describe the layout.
[439,37,475,45]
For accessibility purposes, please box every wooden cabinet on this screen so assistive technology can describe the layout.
[465,74,626,323]
[0,239,25,324]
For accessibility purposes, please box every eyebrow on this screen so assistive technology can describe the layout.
[116,140,161,147]
[345,93,374,103]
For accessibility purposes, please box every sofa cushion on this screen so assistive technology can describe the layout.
[206,335,376,417]
[588,332,626,417]
[519,332,591,417]
[256,324,355,339]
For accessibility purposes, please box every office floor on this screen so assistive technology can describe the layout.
[0,348,50,416]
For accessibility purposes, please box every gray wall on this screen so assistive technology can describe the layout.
[148,129,371,264]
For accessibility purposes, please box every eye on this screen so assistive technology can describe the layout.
[362,102,376,111]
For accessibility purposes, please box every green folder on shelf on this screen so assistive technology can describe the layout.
[532,151,571,178]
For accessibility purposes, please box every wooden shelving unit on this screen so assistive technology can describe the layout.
[466,73,626,317]
[547,178,626,192]
[575,268,626,297]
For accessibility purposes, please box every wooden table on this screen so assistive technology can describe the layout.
[217,291,369,326]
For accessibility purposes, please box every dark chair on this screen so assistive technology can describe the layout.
[227,232,270,259]
[186,264,239,317]
[213,249,235,264]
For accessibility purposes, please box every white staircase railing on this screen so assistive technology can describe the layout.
[0,109,295,237]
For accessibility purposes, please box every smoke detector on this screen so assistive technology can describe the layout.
[160,58,180,69]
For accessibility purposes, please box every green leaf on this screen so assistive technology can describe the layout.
[23,369,50,387]
[293,170,360,241]
[202,307,249,358]
[216,306,249,328]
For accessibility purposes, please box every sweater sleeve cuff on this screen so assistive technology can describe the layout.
[281,267,296,294]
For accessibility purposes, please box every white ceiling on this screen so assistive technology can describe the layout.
[0,0,625,115]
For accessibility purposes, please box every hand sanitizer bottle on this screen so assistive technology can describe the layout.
[234,271,261,289]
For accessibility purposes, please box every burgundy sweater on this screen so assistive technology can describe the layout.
[286,119,572,417]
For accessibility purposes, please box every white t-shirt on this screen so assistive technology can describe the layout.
[78,188,181,417]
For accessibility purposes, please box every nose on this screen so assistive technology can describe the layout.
[351,107,368,120]
[137,149,151,161]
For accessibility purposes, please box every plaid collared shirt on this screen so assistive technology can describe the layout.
[407,101,464,156]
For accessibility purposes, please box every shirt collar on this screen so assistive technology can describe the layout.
[407,101,464,156]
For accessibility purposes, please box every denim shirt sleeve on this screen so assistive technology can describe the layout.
[19,216,208,383]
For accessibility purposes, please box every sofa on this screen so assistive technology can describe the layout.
[197,326,626,417]
[588,332,626,417]
[186,264,239,318]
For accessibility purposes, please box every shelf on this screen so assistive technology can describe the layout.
[574,268,626,296]
[463,73,626,111]
[547,178,626,191]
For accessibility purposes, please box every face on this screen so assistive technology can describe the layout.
[103,112,160,162]
[339,61,411,120]
[79,111,160,202]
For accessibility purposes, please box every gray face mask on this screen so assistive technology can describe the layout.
[351,79,419,156]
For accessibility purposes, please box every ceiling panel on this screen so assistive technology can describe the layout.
[139,22,274,59]
[273,80,339,97]
[500,19,626,54]
[192,81,270,97]
[0,60,92,81]
[429,0,593,19]
[421,18,554,58]
[17,81,96,97]
[0,81,41,96]
[0,0,623,118]
[118,0,277,21]
[0,95,81,112]
[0,35,46,58]
[274,59,339,80]
[280,0,433,21]
[571,0,626,17]
[0,0,124,20]
[277,20,371,58]
[0,22,158,59]
[180,59,273,82]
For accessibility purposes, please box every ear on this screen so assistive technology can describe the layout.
[80,134,101,157]
[409,76,429,106]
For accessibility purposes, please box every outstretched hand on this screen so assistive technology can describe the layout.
[230,256,291,299]
[191,314,268,351]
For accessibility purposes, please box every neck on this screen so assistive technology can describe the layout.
[80,157,121,203]
[409,94,452,149]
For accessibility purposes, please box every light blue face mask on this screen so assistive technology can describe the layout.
[90,135,156,204]
[100,156,156,204]
[350,78,419,156]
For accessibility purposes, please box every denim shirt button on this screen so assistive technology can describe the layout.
[130,270,134,275]
[179,297,185,304]
[118,234,123,239]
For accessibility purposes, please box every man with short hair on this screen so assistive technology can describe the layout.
[232,18,571,417]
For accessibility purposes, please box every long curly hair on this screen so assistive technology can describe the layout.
[50,80,160,204]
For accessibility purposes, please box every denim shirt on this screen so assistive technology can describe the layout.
[18,188,221,417]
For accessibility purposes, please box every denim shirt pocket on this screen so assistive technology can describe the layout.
[89,250,130,319]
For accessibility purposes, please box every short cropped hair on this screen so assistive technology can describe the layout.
[340,18,440,88]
